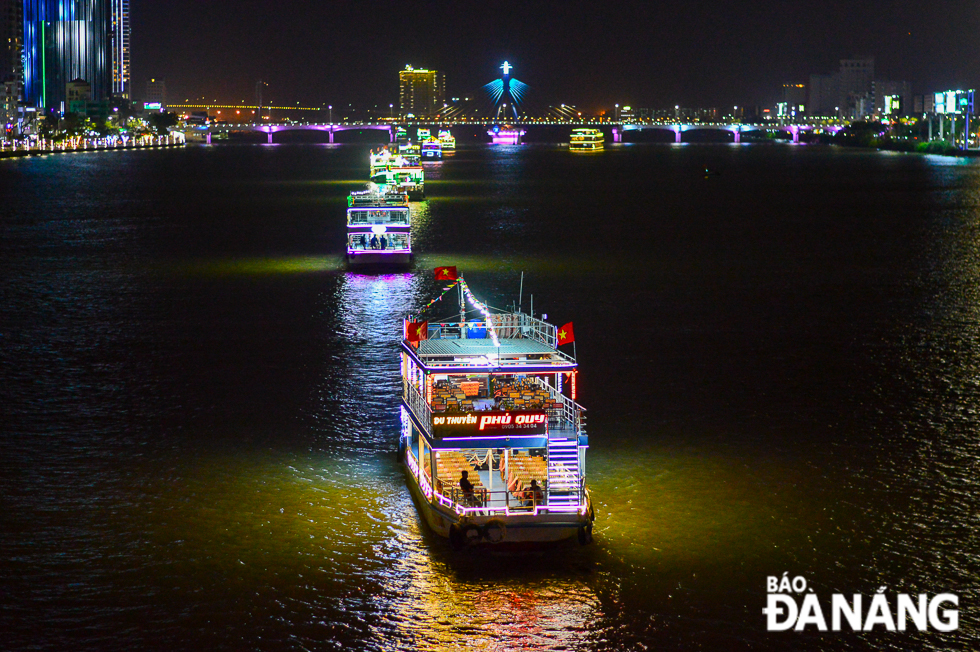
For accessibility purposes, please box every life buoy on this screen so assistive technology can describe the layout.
[482,519,507,544]
[461,523,483,544]
[578,521,593,546]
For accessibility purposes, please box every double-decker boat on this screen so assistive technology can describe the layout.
[399,278,594,549]
[369,147,425,200]
[438,129,456,150]
[421,138,443,160]
[417,127,431,140]
[346,184,412,267]
[569,128,605,152]
[398,140,420,158]
[488,125,525,145]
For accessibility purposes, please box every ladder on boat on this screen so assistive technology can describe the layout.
[546,431,580,507]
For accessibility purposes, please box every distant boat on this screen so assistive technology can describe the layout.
[488,125,525,144]
[569,128,604,152]
[346,184,412,268]
[421,138,443,160]
[438,129,456,150]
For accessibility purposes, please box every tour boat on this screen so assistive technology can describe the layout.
[369,148,425,200]
[421,138,443,160]
[488,125,525,145]
[438,129,456,150]
[569,128,605,152]
[417,127,431,140]
[399,278,594,549]
[346,185,412,267]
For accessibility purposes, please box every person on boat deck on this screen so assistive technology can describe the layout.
[358,234,367,249]
[459,470,476,505]
[380,235,387,250]
[525,479,544,507]
[370,234,379,249]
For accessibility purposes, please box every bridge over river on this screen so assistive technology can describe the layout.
[192,120,843,144]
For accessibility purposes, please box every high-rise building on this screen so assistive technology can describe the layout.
[22,0,112,111]
[0,0,22,129]
[1,0,22,83]
[110,0,129,98]
[144,78,165,108]
[782,83,806,115]
[808,73,839,117]
[838,57,874,119]
[873,80,911,117]
[399,65,445,118]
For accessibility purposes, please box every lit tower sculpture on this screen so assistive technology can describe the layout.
[482,60,528,120]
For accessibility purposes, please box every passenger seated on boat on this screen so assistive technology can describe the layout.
[524,479,544,507]
[459,470,476,505]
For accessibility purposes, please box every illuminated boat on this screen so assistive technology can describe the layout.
[438,129,456,150]
[346,185,412,267]
[370,148,425,200]
[417,127,431,140]
[398,140,420,158]
[421,138,443,160]
[399,279,594,549]
[487,124,525,145]
[569,128,604,152]
[369,146,399,176]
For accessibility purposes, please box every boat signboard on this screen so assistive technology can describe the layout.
[432,410,548,437]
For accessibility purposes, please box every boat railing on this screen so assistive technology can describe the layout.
[404,379,434,438]
[347,208,410,225]
[531,377,586,433]
[428,486,584,517]
[428,313,559,349]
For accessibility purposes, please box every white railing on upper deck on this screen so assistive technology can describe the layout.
[493,312,557,348]
[404,379,433,437]
[531,377,586,434]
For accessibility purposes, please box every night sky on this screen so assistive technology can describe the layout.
[133,0,980,112]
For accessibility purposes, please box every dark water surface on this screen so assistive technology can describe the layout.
[2,143,979,651]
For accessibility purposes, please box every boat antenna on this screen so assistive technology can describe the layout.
[530,294,533,319]
[518,271,524,313]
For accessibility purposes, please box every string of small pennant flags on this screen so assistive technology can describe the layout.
[416,277,461,315]
[415,266,574,352]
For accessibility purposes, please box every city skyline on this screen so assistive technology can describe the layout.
[130,0,980,112]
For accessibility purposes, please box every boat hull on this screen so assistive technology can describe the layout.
[347,252,412,268]
[402,460,593,549]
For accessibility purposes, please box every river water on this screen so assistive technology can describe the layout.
[2,142,979,651]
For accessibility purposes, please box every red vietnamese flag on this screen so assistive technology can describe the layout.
[434,266,458,281]
[557,322,574,346]
[405,320,428,342]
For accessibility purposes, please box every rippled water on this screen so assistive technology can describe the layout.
[2,143,980,650]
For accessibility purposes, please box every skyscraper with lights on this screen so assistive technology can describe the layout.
[1,0,22,85]
[398,66,445,118]
[110,0,129,98]
[22,0,112,111]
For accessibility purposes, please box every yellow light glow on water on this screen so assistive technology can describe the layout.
[175,256,345,276]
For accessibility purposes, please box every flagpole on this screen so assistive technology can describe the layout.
[518,271,524,313]
[459,275,465,336]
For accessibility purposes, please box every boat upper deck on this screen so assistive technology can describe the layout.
[404,315,576,372]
